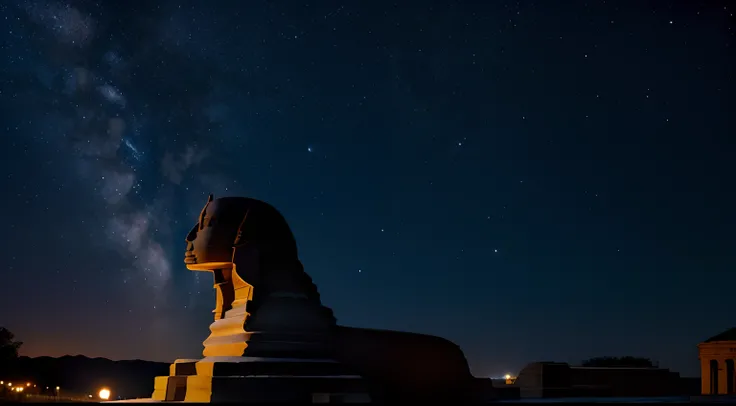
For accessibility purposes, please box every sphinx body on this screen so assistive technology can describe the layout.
[332,326,480,403]
[156,195,481,403]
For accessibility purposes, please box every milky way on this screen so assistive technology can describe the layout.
[19,2,200,295]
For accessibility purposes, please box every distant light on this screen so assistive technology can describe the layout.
[26,382,31,387]
[504,374,511,380]
[56,386,60,390]
[99,388,111,400]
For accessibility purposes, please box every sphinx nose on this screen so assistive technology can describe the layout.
[185,225,198,243]
[186,240,194,252]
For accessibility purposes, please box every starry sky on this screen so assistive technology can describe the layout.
[1,0,734,378]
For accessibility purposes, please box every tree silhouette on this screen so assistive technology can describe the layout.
[581,356,656,368]
[0,327,23,362]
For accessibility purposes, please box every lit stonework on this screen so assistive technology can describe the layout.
[698,327,736,395]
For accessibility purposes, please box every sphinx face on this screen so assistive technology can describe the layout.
[184,195,300,272]
[185,196,244,271]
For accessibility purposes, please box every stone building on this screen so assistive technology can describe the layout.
[513,361,687,398]
[698,327,736,395]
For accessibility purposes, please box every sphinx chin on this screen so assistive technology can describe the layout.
[186,262,233,271]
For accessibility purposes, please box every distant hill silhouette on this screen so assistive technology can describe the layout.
[1,355,168,400]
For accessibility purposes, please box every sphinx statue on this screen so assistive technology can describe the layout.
[183,194,337,359]
[151,195,485,403]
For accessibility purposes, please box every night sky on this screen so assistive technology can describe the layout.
[1,0,734,378]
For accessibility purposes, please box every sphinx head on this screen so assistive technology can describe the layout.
[184,195,298,271]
